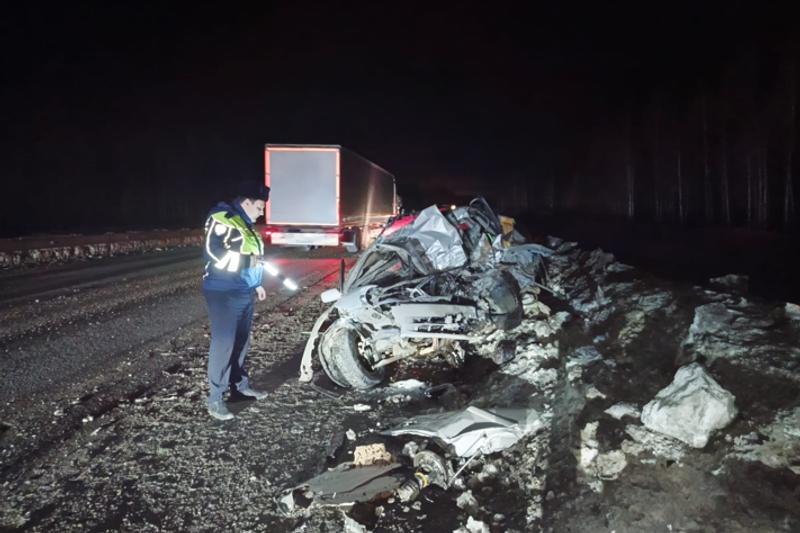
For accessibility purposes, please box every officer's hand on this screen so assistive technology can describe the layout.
[255,286,267,301]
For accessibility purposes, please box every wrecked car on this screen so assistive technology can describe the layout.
[277,405,543,515]
[300,198,552,389]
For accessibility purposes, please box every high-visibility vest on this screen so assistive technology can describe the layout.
[205,211,264,273]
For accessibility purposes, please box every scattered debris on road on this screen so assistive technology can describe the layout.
[2,211,798,532]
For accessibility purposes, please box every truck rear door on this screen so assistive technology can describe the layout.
[265,146,339,226]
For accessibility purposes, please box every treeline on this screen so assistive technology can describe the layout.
[531,43,799,233]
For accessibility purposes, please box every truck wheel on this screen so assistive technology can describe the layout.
[319,322,385,389]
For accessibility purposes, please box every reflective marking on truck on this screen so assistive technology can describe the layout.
[271,232,340,246]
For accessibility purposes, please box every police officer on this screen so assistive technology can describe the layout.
[202,181,270,420]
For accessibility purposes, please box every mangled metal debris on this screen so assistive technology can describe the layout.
[277,461,406,514]
[277,448,452,515]
[278,405,541,517]
[395,449,453,502]
[382,406,544,457]
[300,197,553,389]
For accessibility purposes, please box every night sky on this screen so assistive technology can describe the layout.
[2,1,798,236]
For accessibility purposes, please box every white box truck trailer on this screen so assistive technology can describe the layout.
[263,144,397,250]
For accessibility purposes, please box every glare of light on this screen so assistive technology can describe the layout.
[362,174,376,247]
[450,204,456,210]
[262,261,279,276]
[282,278,298,291]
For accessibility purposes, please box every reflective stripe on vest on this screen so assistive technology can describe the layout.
[214,250,241,272]
[209,211,264,256]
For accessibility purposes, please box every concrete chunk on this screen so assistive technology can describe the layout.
[641,363,737,448]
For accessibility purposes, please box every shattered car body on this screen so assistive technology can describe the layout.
[277,448,453,514]
[300,198,552,389]
[381,406,544,458]
[277,462,406,514]
[277,405,541,515]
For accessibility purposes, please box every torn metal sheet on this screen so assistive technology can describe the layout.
[409,205,468,271]
[277,462,406,515]
[499,244,553,290]
[381,406,543,457]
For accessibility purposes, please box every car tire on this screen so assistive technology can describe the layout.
[319,322,385,389]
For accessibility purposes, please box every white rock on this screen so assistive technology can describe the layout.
[352,404,371,412]
[641,363,737,448]
[552,311,571,330]
[595,450,627,480]
[345,429,356,441]
[456,490,478,512]
[681,303,747,363]
[342,512,368,533]
[618,310,646,347]
[465,516,490,533]
[579,422,600,468]
[636,291,674,313]
[604,402,640,420]
[576,420,628,491]
[533,319,557,338]
[686,302,736,337]
[388,379,427,391]
[566,346,603,368]
[785,302,800,321]
[476,463,498,482]
[501,342,560,386]
[625,425,686,461]
[709,274,749,292]
[607,262,633,273]
[733,406,800,474]
[524,300,551,317]
[585,386,606,400]
[402,441,419,458]
[531,368,558,390]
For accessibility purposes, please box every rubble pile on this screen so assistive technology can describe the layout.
[538,239,799,532]
[681,299,800,380]
[1,228,798,532]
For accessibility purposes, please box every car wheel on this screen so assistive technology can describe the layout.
[319,322,385,389]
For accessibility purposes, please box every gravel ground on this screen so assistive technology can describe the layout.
[1,241,798,532]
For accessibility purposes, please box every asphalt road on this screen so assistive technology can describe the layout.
[0,246,347,402]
